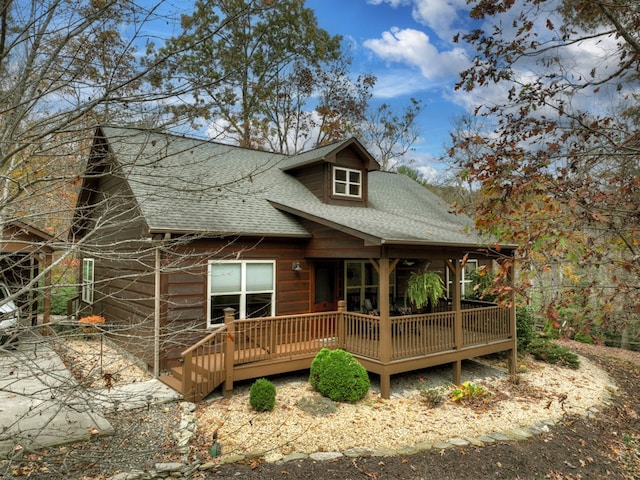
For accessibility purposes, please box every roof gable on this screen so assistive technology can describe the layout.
[280,138,380,172]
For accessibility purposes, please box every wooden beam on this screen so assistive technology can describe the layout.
[378,255,391,398]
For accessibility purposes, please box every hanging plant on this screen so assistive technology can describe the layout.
[406,269,444,310]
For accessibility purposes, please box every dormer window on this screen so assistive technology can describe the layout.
[333,166,362,198]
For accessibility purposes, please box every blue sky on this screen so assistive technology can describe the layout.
[306,0,477,179]
[143,1,614,181]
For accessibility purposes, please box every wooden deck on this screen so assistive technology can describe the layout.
[159,301,516,402]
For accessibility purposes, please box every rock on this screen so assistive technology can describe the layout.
[448,437,470,447]
[432,441,453,450]
[309,451,343,461]
[343,447,373,457]
[282,452,309,462]
[154,462,185,472]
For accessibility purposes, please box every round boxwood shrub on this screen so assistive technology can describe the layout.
[249,378,276,412]
[309,348,370,403]
[309,347,333,390]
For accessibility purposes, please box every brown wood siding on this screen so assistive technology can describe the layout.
[331,147,367,207]
[289,163,325,200]
[286,146,369,207]
[300,220,380,258]
[92,252,157,368]
[158,238,311,368]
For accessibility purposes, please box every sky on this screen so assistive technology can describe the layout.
[305,0,478,180]
[142,0,620,182]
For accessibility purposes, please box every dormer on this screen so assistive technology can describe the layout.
[281,138,380,207]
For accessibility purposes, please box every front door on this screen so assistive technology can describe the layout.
[312,262,337,312]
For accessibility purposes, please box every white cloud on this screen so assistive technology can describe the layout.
[367,0,411,7]
[410,0,469,41]
[369,0,470,42]
[364,27,469,81]
[417,164,439,183]
[371,71,431,98]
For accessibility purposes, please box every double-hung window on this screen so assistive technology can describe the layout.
[333,166,362,198]
[208,260,275,326]
[82,258,94,304]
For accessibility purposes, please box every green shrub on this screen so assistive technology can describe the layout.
[516,305,536,351]
[527,339,580,369]
[52,286,77,315]
[573,331,593,344]
[249,378,276,412]
[543,319,562,339]
[417,379,446,408]
[309,347,332,390]
[448,381,492,404]
[309,348,370,403]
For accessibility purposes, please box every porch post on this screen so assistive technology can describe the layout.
[447,259,463,385]
[337,300,345,348]
[223,307,236,398]
[42,252,52,324]
[153,246,161,378]
[378,255,392,399]
[507,254,518,375]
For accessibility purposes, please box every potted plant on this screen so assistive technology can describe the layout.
[405,269,444,312]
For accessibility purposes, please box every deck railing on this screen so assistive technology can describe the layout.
[462,306,511,346]
[390,312,456,360]
[181,324,228,401]
[178,303,512,400]
[342,312,381,358]
[234,311,340,362]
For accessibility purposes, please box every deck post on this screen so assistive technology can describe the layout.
[448,259,463,385]
[337,300,346,349]
[453,360,462,385]
[223,307,236,398]
[182,350,193,401]
[378,256,392,399]
[507,254,518,375]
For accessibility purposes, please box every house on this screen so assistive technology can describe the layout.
[0,220,54,324]
[71,126,517,401]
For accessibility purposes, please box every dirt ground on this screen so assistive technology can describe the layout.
[207,340,640,480]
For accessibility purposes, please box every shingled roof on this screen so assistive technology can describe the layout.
[95,126,490,248]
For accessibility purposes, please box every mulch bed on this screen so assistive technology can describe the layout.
[207,341,640,480]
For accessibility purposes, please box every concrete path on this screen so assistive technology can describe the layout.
[0,333,181,456]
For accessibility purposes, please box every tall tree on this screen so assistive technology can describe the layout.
[452,0,640,339]
[360,97,424,171]
[146,0,344,150]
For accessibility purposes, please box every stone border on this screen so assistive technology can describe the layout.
[106,383,618,480]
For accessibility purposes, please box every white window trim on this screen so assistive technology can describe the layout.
[82,258,95,304]
[446,259,478,298]
[332,166,362,198]
[207,259,276,326]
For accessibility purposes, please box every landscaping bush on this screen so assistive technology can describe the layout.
[309,347,332,390]
[448,381,491,404]
[527,339,580,369]
[43,286,77,315]
[417,379,446,408]
[516,305,536,352]
[249,378,276,412]
[309,348,370,403]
